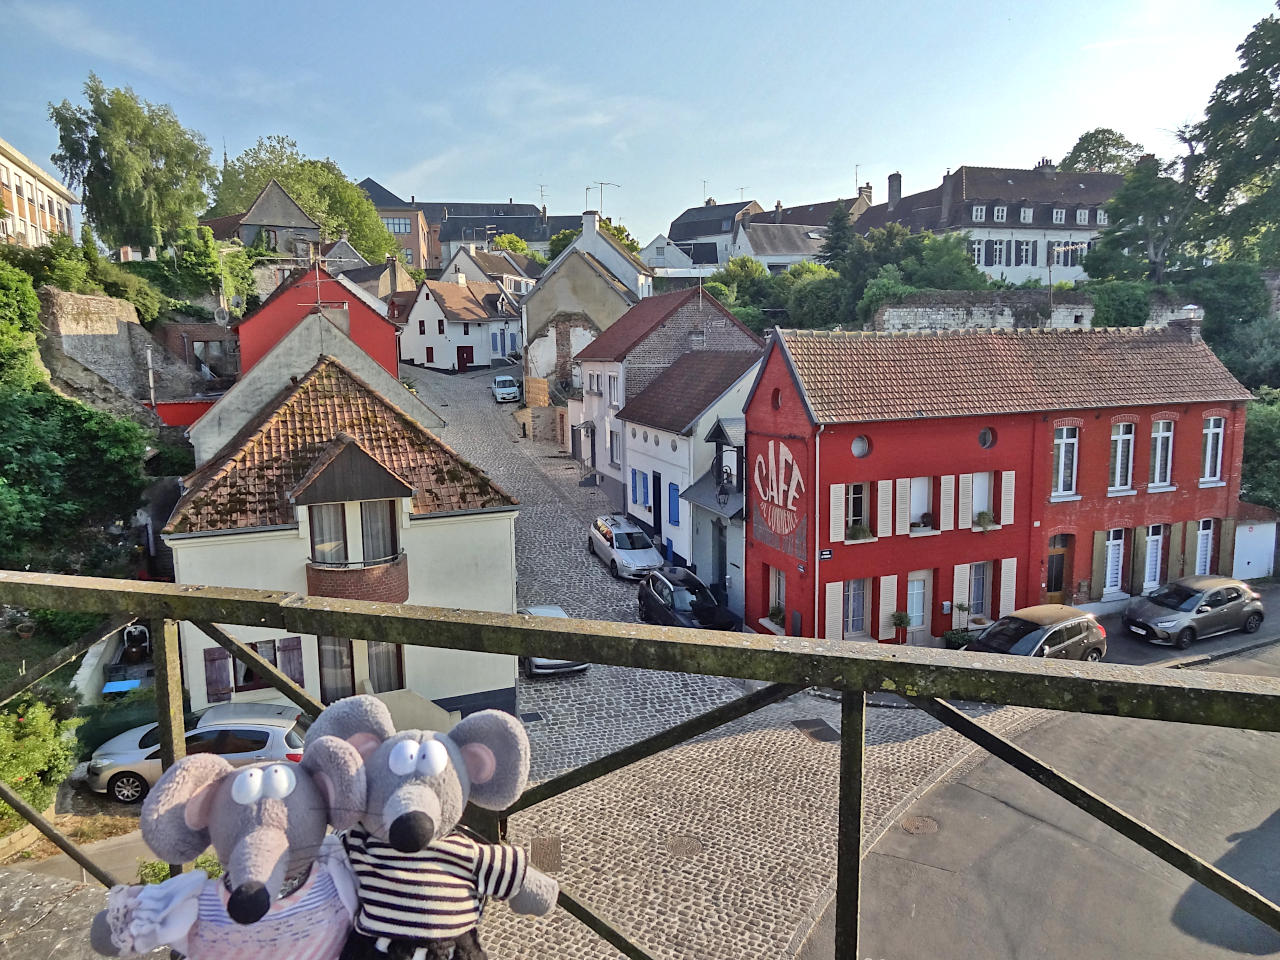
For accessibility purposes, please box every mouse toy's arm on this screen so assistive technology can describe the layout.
[474,841,559,917]
[90,870,210,957]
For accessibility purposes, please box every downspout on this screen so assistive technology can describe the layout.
[813,423,825,638]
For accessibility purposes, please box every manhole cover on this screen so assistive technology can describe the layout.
[530,834,562,872]
[900,816,939,835]
[665,835,704,857]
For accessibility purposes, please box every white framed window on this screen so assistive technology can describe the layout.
[1051,241,1067,266]
[1104,528,1125,593]
[1145,524,1165,589]
[969,239,982,266]
[1202,416,1224,481]
[1017,239,1034,265]
[972,205,986,222]
[769,565,786,612]
[1097,210,1109,226]
[381,217,411,233]
[969,561,991,616]
[844,482,871,538]
[971,471,993,520]
[1195,519,1214,575]
[843,578,870,638]
[1052,426,1078,495]
[1052,208,1066,224]
[1020,207,1033,224]
[1150,420,1174,487]
[991,239,1006,267]
[993,206,1006,223]
[608,429,621,466]
[1076,209,1089,225]
[607,374,619,407]
[1109,422,1134,490]
[909,476,933,528]
[906,577,926,627]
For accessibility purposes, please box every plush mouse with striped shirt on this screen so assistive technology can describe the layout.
[305,695,558,960]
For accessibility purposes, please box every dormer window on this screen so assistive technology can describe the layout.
[1076,209,1089,225]
[1052,208,1066,224]
[972,205,986,222]
[1020,207,1033,224]
[993,206,1006,222]
[1097,210,1109,226]
[308,500,400,567]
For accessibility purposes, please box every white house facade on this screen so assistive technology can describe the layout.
[441,245,540,297]
[399,277,520,372]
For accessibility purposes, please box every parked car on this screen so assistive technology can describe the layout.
[964,604,1107,661]
[1124,576,1264,649]
[587,515,664,579]
[638,567,742,631]
[86,712,306,803]
[491,375,521,403]
[517,604,589,677]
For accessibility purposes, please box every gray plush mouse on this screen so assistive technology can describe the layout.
[305,695,558,960]
[89,733,367,960]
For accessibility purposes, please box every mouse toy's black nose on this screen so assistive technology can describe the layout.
[227,881,271,924]
[389,811,434,852]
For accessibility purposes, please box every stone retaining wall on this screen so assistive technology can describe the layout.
[0,803,57,860]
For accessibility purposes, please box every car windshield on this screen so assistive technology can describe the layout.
[672,581,716,612]
[615,532,653,550]
[1148,583,1202,611]
[495,378,516,388]
[969,617,1046,656]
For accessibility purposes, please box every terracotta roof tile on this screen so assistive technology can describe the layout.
[166,358,515,534]
[423,279,514,325]
[616,351,762,434]
[778,326,1253,424]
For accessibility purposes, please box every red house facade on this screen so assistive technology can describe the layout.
[743,322,1253,644]
[235,266,398,376]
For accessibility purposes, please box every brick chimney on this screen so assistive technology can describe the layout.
[773,200,783,224]
[888,172,902,211]
[1167,304,1204,341]
[540,204,547,224]
[740,210,752,228]
[859,182,873,204]
[705,197,716,207]
[1036,157,1057,178]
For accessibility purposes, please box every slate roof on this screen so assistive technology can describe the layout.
[616,351,761,434]
[668,200,761,242]
[167,358,515,534]
[385,289,418,323]
[574,287,761,362]
[770,197,865,227]
[423,279,513,324]
[199,211,248,241]
[738,221,827,257]
[500,251,544,278]
[775,326,1253,425]
[357,178,411,208]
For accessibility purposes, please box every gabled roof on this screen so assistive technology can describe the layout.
[471,250,523,278]
[201,180,317,238]
[168,358,513,534]
[773,326,1253,425]
[574,287,759,362]
[668,200,761,242]
[289,434,413,505]
[200,211,249,241]
[769,196,867,227]
[502,251,544,278]
[423,279,514,324]
[385,289,419,323]
[522,249,637,313]
[357,178,410,208]
[616,351,761,435]
[735,221,827,257]
[704,416,745,447]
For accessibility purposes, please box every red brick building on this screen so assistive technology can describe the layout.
[743,321,1253,643]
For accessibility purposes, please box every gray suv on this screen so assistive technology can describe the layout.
[1124,576,1264,649]
[587,515,664,579]
[965,605,1107,661]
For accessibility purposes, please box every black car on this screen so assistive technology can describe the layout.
[638,567,741,631]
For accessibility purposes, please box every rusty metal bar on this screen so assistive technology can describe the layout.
[910,695,1280,933]
[151,617,185,878]
[506,682,801,815]
[557,887,658,960]
[0,777,117,887]
[0,614,134,710]
[193,621,323,717]
[834,690,865,960]
[5,573,1280,731]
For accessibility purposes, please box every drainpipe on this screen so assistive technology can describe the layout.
[813,423,825,639]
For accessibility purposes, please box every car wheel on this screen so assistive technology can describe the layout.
[108,772,148,804]
[610,560,619,579]
[519,657,531,679]
[1083,647,1103,662]
[1244,612,1264,634]
[1175,627,1195,650]
[638,600,648,623]
[587,538,594,556]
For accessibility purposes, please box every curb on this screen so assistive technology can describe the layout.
[1162,634,1280,670]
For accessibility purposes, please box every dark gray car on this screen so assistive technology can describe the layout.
[964,604,1107,661]
[1124,576,1264,649]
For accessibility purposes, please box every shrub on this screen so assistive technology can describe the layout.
[138,850,222,884]
[92,260,163,326]
[76,685,195,757]
[145,441,195,477]
[29,609,102,646]
[1087,280,1150,327]
[0,699,81,836]
[942,628,973,650]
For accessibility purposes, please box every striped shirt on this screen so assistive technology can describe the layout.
[343,827,528,941]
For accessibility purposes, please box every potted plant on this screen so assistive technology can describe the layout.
[942,628,973,650]
[975,510,996,531]
[768,604,785,628]
[889,610,912,644]
[845,522,873,542]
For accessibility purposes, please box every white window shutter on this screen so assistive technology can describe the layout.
[876,481,893,538]
[895,478,910,535]
[878,574,898,640]
[957,473,973,529]
[1000,470,1016,526]
[938,475,955,532]
[999,557,1018,616]
[952,563,970,628]
[829,484,845,543]
[825,581,844,641]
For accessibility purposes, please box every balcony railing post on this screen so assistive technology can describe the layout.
[151,617,185,878]
[835,689,865,960]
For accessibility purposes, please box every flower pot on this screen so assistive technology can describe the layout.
[15,622,34,640]
[895,626,908,645]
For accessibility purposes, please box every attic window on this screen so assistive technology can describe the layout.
[1020,208,1033,224]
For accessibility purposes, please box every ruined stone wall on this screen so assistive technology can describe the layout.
[875,289,1184,332]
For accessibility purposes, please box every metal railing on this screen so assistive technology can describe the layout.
[0,570,1279,958]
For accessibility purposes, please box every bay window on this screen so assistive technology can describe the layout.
[309,503,347,564]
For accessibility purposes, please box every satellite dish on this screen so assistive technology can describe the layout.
[213,307,230,325]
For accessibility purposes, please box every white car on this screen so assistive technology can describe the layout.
[491,375,521,402]
[517,605,589,677]
[588,515,664,580]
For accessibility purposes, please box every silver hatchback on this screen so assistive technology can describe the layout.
[587,515,664,579]
[1124,576,1264,649]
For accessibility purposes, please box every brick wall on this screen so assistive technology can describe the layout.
[625,299,761,399]
[306,554,409,603]
[524,376,550,407]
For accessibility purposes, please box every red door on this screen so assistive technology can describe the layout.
[457,345,473,372]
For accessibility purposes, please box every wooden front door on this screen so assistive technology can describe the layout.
[457,345,474,372]
[1046,534,1072,604]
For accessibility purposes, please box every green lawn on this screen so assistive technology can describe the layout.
[0,628,71,689]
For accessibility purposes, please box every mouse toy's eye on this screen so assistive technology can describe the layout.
[232,768,264,805]
[388,739,421,776]
[417,739,449,777]
[261,764,297,799]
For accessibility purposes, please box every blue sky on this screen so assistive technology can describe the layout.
[0,0,1271,243]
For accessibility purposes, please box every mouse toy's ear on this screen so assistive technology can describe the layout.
[301,735,367,831]
[447,710,530,810]
[141,754,234,864]
[305,694,394,760]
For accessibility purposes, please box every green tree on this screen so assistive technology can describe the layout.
[1216,314,1280,390]
[787,273,845,329]
[730,304,768,334]
[900,233,989,290]
[0,261,43,389]
[1060,128,1145,174]
[544,217,639,261]
[548,229,578,260]
[818,201,855,266]
[209,136,396,262]
[1085,280,1150,327]
[856,263,917,326]
[80,222,100,268]
[1172,261,1269,343]
[702,281,733,305]
[491,233,530,256]
[49,74,213,250]
[1243,387,1280,511]
[707,256,774,308]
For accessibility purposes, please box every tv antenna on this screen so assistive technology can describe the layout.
[702,178,709,199]
[538,184,548,204]
[737,186,747,201]
[595,181,620,217]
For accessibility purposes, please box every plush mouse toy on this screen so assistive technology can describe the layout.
[305,696,558,960]
[89,733,367,960]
